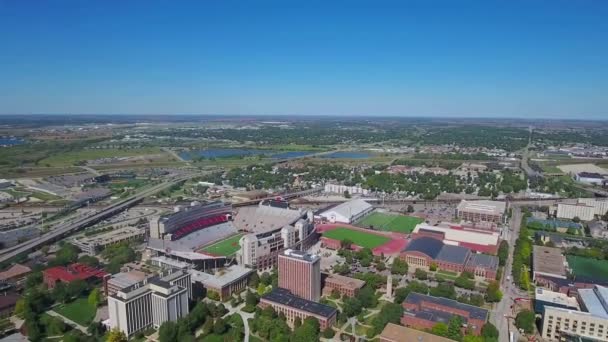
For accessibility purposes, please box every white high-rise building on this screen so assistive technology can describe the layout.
[108,269,191,337]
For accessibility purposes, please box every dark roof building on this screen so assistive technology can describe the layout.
[402,293,488,335]
[259,288,337,329]
[436,244,470,264]
[403,236,443,259]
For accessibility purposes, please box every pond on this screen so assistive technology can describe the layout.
[321,151,371,159]
[180,148,314,160]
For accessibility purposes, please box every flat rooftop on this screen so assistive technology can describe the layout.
[579,286,608,318]
[281,249,319,263]
[533,246,567,278]
[535,288,579,310]
[233,202,303,233]
[325,273,365,290]
[457,200,506,216]
[414,223,500,246]
[379,323,455,342]
[405,292,488,321]
[262,288,337,318]
[189,265,253,288]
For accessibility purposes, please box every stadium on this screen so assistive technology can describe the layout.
[317,223,406,256]
[146,201,243,270]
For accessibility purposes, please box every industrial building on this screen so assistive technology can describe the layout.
[189,265,253,301]
[278,249,321,302]
[456,200,506,224]
[259,288,337,330]
[108,269,191,338]
[411,222,500,254]
[401,292,488,335]
[322,273,365,298]
[541,285,608,341]
[532,246,568,282]
[72,226,145,255]
[237,200,316,270]
[317,199,373,224]
[400,237,498,280]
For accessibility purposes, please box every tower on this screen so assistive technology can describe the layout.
[278,249,321,301]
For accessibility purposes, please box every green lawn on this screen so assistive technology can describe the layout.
[322,227,390,248]
[53,297,97,326]
[201,234,244,256]
[567,255,608,282]
[357,212,423,233]
[40,147,164,167]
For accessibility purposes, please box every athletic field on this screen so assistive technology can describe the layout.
[201,233,244,256]
[567,255,608,282]
[322,227,390,248]
[357,212,423,233]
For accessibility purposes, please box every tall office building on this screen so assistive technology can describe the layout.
[108,269,191,338]
[278,249,321,301]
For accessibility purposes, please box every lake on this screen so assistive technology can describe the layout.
[0,138,24,146]
[180,148,314,160]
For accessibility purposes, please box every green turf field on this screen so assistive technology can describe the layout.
[322,227,390,248]
[356,212,423,233]
[567,255,608,282]
[53,297,97,326]
[201,234,244,256]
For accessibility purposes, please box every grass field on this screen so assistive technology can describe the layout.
[53,297,97,326]
[40,147,164,167]
[567,255,608,282]
[357,212,423,233]
[201,234,244,256]
[322,227,390,248]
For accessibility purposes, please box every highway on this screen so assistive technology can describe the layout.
[0,177,188,264]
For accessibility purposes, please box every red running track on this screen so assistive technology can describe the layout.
[316,223,407,256]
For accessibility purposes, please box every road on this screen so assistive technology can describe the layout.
[0,177,189,264]
[491,206,529,342]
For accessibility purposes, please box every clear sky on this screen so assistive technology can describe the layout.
[1,1,607,119]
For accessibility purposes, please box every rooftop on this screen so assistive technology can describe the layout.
[281,249,319,263]
[319,199,372,220]
[233,201,303,233]
[577,172,605,179]
[535,288,579,310]
[436,244,470,265]
[414,223,500,246]
[579,285,608,318]
[0,264,31,281]
[189,265,253,288]
[468,253,499,270]
[379,323,456,342]
[457,200,506,216]
[403,236,444,259]
[532,246,567,278]
[261,288,337,318]
[325,274,366,290]
[405,292,489,321]
[107,270,148,290]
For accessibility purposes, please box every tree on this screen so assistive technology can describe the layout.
[14,299,26,318]
[106,328,128,342]
[88,288,101,307]
[340,238,353,250]
[213,317,227,335]
[430,283,456,300]
[406,205,414,213]
[249,272,260,288]
[498,241,509,266]
[376,261,386,271]
[67,279,88,299]
[343,190,351,198]
[52,281,69,303]
[202,317,214,335]
[573,216,581,223]
[342,297,363,317]
[431,322,448,336]
[485,281,503,303]
[291,317,320,342]
[447,315,464,341]
[357,286,378,308]
[322,327,335,338]
[515,310,535,334]
[429,262,438,272]
[391,258,408,275]
[481,322,499,342]
[158,321,178,342]
[414,268,428,280]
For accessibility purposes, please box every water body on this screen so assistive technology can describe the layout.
[321,151,371,159]
[0,138,24,146]
[180,148,314,160]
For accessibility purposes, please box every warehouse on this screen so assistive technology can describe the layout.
[533,246,568,282]
[317,199,373,224]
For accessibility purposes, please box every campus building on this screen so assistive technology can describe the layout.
[278,249,321,301]
[411,222,500,254]
[259,288,337,330]
[541,285,608,341]
[401,293,488,335]
[322,273,365,298]
[556,203,596,221]
[400,237,498,280]
[108,269,191,338]
[0,264,31,284]
[534,288,579,315]
[149,201,232,240]
[317,199,373,224]
[532,246,568,283]
[237,200,316,270]
[189,265,253,301]
[43,263,107,289]
[456,200,506,224]
[72,226,145,255]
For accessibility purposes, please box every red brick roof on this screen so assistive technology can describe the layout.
[44,263,107,282]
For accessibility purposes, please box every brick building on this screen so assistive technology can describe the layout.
[43,263,108,289]
[402,293,488,335]
[259,288,337,330]
[322,274,365,298]
[278,249,321,302]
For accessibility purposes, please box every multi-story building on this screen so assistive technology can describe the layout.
[541,285,608,341]
[237,200,316,270]
[189,265,253,301]
[72,226,145,255]
[400,237,498,280]
[556,203,595,221]
[108,269,191,338]
[278,249,321,301]
[322,274,365,298]
[411,222,500,254]
[456,200,506,224]
[259,288,337,330]
[402,292,488,335]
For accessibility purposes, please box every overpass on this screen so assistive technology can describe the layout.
[0,177,189,264]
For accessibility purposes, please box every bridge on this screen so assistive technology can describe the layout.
[0,177,189,264]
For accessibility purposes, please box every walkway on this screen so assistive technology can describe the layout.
[46,310,88,334]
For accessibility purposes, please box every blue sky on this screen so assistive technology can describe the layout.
[0,1,607,118]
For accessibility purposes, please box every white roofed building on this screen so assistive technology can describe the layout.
[456,200,506,224]
[318,199,373,224]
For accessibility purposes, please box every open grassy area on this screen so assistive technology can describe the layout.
[201,234,244,256]
[357,212,423,233]
[322,227,390,248]
[53,297,97,326]
[40,147,164,167]
[567,255,608,282]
